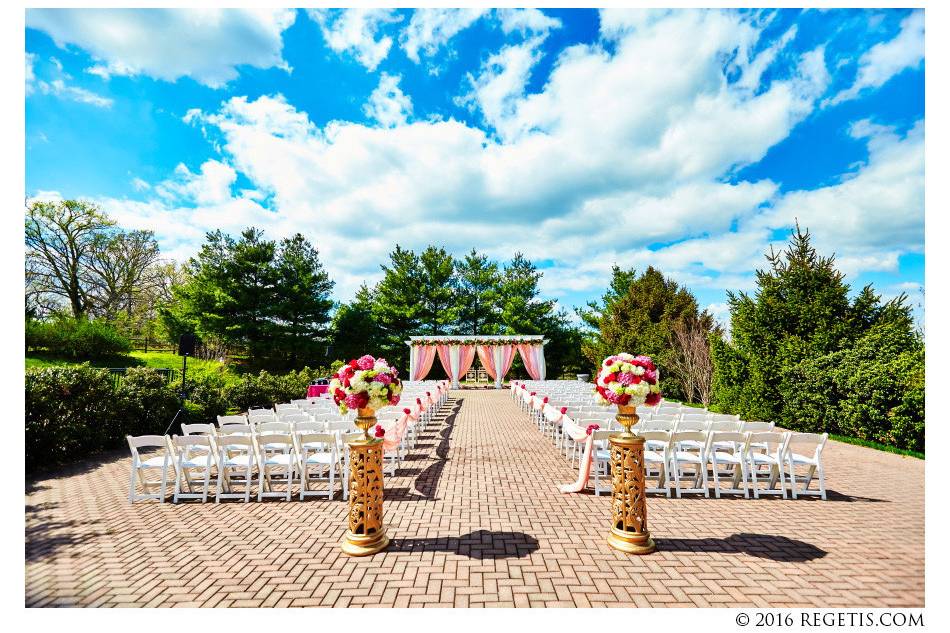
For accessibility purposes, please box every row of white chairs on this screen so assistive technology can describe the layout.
[127,383,451,503]
[587,429,827,499]
[513,380,829,500]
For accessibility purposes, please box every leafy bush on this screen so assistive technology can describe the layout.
[26,317,132,359]
[26,364,333,470]
[27,365,127,470]
[113,367,179,437]
[778,322,924,452]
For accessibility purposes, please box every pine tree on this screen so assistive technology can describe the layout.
[454,249,501,335]
[416,246,457,335]
[271,234,335,367]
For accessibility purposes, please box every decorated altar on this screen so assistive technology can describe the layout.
[406,334,548,389]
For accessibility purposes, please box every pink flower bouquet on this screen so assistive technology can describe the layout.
[330,355,402,415]
[594,353,662,407]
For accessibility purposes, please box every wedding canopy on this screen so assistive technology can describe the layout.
[406,335,547,389]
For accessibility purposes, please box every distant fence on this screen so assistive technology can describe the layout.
[129,338,177,353]
[107,367,179,387]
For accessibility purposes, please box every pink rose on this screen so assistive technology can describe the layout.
[357,355,375,370]
[644,369,658,384]
[374,373,392,385]
[586,424,600,435]
[345,393,369,409]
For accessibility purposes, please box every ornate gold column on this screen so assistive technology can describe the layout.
[341,407,389,556]
[606,405,656,555]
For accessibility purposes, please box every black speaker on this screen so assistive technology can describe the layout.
[178,333,197,356]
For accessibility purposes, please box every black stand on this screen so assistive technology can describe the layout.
[163,353,189,436]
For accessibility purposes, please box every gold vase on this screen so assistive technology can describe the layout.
[341,407,389,556]
[606,404,656,555]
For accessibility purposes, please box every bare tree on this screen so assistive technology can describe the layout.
[668,317,715,406]
[25,200,114,318]
[85,229,163,319]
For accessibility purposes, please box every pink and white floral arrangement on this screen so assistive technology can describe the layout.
[330,355,402,415]
[594,353,662,407]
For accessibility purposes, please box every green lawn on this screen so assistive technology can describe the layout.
[26,350,232,375]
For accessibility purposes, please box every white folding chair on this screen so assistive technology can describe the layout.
[639,430,671,497]
[708,432,749,498]
[256,434,296,501]
[216,414,248,427]
[126,435,174,502]
[296,432,340,500]
[668,431,709,497]
[745,432,788,499]
[247,408,277,423]
[275,403,298,413]
[591,430,614,496]
[170,435,215,503]
[215,435,256,503]
[785,432,828,500]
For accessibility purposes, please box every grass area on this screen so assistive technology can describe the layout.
[829,434,923,459]
[26,351,234,376]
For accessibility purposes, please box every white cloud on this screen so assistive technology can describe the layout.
[751,118,924,276]
[401,8,488,63]
[28,51,113,107]
[103,10,918,305]
[308,8,402,71]
[497,9,562,36]
[458,38,547,140]
[26,53,36,94]
[35,78,113,108]
[826,10,924,106]
[26,8,296,88]
[363,73,412,127]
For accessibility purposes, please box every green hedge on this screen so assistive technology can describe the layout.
[26,364,332,471]
[26,317,132,359]
[778,322,924,452]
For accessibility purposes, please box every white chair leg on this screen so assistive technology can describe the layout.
[788,458,798,499]
[129,462,138,502]
[712,457,721,498]
[750,461,759,499]
[818,464,826,500]
[159,463,169,502]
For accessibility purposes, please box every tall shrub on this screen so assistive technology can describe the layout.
[26,365,117,470]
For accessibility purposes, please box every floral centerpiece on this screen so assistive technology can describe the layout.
[330,355,402,438]
[594,353,662,408]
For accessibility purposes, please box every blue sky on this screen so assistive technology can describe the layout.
[25,8,925,325]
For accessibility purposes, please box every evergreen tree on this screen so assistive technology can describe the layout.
[416,246,457,334]
[271,234,335,366]
[372,245,423,371]
[164,228,334,368]
[498,253,555,334]
[454,249,501,334]
[330,284,382,364]
[713,225,913,422]
[580,265,715,399]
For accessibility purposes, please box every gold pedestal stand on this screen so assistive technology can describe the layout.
[341,407,389,556]
[606,405,656,555]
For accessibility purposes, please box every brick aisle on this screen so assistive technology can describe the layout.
[25,389,924,607]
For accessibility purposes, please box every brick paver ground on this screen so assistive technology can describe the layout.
[25,389,924,607]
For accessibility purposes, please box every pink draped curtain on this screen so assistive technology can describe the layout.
[497,345,516,380]
[437,345,452,378]
[411,345,437,381]
[478,345,517,380]
[458,345,476,380]
[517,344,542,381]
[476,345,497,379]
